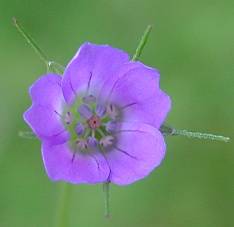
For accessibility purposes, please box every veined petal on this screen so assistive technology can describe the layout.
[105,122,166,185]
[104,63,171,128]
[25,74,69,144]
[62,42,129,104]
[29,73,65,114]
[107,63,160,102]
[23,105,69,145]
[97,61,145,101]
[121,89,171,128]
[42,143,110,184]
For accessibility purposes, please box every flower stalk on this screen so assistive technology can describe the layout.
[54,183,72,227]
[103,182,110,218]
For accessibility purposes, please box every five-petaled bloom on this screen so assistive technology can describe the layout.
[24,43,171,185]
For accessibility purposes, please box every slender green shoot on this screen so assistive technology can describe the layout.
[12,17,64,74]
[13,17,49,68]
[132,25,152,61]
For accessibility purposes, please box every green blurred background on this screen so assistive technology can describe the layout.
[0,0,233,226]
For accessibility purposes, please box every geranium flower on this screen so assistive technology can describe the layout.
[24,43,171,185]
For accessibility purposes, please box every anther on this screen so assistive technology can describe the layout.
[64,111,73,124]
[75,122,85,136]
[78,104,93,119]
[96,104,106,117]
[100,136,114,147]
[105,121,117,132]
[76,139,88,150]
[87,136,98,147]
[106,104,119,119]
[83,95,96,104]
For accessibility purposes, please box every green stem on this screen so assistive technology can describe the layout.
[103,182,110,218]
[161,125,230,142]
[132,25,152,61]
[12,17,64,74]
[54,183,72,227]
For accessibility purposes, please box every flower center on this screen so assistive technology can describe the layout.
[62,94,120,156]
[87,115,101,129]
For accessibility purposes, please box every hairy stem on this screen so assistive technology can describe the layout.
[18,131,36,139]
[161,125,230,142]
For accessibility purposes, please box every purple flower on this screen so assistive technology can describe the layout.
[23,42,171,185]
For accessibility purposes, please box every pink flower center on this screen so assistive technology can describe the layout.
[87,115,101,129]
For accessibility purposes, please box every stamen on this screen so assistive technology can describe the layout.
[106,104,119,120]
[92,129,95,138]
[64,112,73,124]
[83,95,96,104]
[100,136,114,147]
[105,121,116,132]
[97,128,105,137]
[76,139,88,150]
[87,137,98,147]
[78,104,93,119]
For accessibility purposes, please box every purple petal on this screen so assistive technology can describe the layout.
[24,74,69,144]
[29,73,65,113]
[62,42,129,104]
[97,61,145,101]
[42,142,110,184]
[104,64,171,128]
[108,65,159,103]
[121,90,171,128]
[105,122,166,185]
[23,105,69,145]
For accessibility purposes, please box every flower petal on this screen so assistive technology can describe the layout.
[105,64,171,128]
[107,63,160,101]
[62,42,129,104]
[97,61,145,101]
[121,89,171,128]
[42,142,110,184]
[29,73,64,113]
[105,122,166,185]
[24,74,69,144]
[23,105,69,145]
